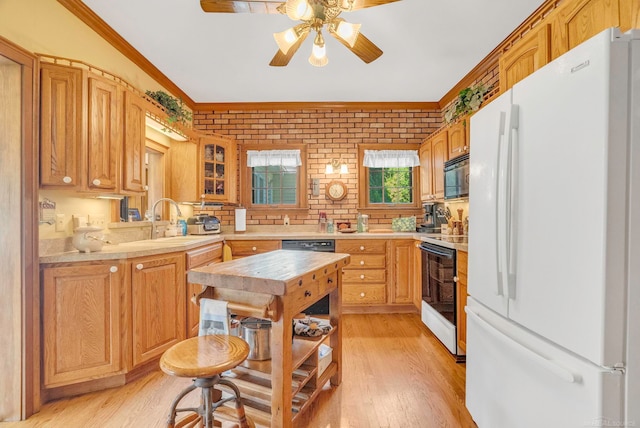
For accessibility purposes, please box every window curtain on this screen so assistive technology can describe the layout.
[362,150,420,168]
[246,149,302,167]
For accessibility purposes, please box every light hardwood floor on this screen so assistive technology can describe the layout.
[2,314,476,428]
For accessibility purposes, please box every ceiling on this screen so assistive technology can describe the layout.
[80,0,545,104]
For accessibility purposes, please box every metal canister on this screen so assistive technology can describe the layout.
[240,317,271,361]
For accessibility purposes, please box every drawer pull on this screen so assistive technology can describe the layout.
[304,290,312,297]
[109,266,118,273]
[360,274,365,280]
[252,246,257,251]
[62,176,72,184]
[359,246,365,251]
[454,276,459,282]
[92,178,101,186]
[360,260,365,266]
[360,292,365,297]
[136,263,144,270]
[327,277,333,284]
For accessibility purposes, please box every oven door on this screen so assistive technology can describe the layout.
[419,242,459,354]
[444,154,470,200]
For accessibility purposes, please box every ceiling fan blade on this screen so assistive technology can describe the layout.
[269,29,310,67]
[330,31,383,64]
[200,0,283,13]
[342,0,401,12]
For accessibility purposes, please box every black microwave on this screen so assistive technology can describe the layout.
[444,153,469,200]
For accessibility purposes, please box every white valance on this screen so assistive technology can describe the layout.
[362,150,420,168]
[246,149,302,167]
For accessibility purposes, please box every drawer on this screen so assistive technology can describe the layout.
[343,283,386,304]
[347,254,386,269]
[457,250,468,275]
[186,242,223,269]
[289,280,321,315]
[226,240,280,257]
[336,240,386,254]
[342,268,386,283]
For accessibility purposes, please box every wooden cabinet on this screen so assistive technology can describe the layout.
[550,0,622,60]
[39,62,146,195]
[419,140,434,202]
[225,239,280,259]
[41,262,125,388]
[40,63,84,188]
[432,131,449,200]
[447,117,470,159]
[500,24,551,92]
[337,240,387,307]
[390,240,416,304]
[185,242,223,338]
[130,252,185,367]
[456,250,468,353]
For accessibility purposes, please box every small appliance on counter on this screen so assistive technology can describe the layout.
[416,202,446,233]
[186,214,220,235]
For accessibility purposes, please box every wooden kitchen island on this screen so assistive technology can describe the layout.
[188,250,350,428]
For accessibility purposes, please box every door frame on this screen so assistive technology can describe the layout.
[0,35,39,419]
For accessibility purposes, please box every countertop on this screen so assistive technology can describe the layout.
[39,231,467,264]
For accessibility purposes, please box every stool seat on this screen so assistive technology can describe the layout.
[160,335,250,378]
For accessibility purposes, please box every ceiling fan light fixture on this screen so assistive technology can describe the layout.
[336,21,361,47]
[274,27,300,54]
[285,0,313,21]
[309,31,328,67]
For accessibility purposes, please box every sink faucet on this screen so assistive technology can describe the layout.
[150,198,183,239]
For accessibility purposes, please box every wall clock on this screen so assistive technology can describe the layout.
[326,180,347,201]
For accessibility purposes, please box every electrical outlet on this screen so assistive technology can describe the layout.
[55,214,65,232]
[90,214,105,227]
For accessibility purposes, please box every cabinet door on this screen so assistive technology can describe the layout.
[170,140,199,202]
[432,132,449,200]
[550,0,620,59]
[42,263,124,387]
[131,253,185,367]
[122,90,146,194]
[447,118,469,159]
[419,140,434,202]
[200,136,237,203]
[499,24,550,92]
[40,63,83,188]
[457,251,468,353]
[390,240,415,304]
[87,75,120,192]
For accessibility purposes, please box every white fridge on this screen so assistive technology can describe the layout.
[466,27,640,427]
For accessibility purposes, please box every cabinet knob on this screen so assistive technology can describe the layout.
[360,274,365,280]
[359,246,365,251]
[252,246,257,251]
[136,263,144,270]
[360,292,365,297]
[62,176,72,184]
[143,185,149,191]
[304,290,312,297]
[464,146,468,151]
[109,266,118,273]
[454,276,458,282]
[327,277,334,284]
[92,178,101,186]
[360,260,365,266]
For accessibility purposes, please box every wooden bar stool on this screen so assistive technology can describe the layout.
[160,335,255,428]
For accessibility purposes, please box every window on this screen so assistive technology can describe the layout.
[358,144,421,210]
[240,144,308,210]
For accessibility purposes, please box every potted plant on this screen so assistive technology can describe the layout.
[444,82,492,124]
[145,90,192,126]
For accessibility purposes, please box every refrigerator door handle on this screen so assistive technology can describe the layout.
[506,104,520,299]
[466,307,578,383]
[495,111,507,297]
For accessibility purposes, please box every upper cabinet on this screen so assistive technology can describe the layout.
[39,62,146,196]
[447,116,470,159]
[420,129,449,202]
[419,140,434,202]
[170,134,237,204]
[499,24,551,92]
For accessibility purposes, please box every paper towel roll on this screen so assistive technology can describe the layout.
[235,208,246,232]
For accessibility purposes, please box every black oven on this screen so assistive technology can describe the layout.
[419,241,464,358]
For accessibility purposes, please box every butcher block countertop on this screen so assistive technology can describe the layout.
[188,249,350,296]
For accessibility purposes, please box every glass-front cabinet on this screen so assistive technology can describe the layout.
[199,135,236,202]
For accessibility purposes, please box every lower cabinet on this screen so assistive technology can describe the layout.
[131,252,186,367]
[41,261,125,388]
[390,240,416,304]
[456,250,468,353]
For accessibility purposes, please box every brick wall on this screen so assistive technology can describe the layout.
[193,107,442,228]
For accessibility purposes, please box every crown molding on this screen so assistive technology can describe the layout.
[57,0,195,108]
[194,101,440,111]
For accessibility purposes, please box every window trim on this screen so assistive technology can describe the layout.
[357,143,421,211]
[240,143,308,211]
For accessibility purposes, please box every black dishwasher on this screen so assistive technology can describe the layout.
[281,239,334,314]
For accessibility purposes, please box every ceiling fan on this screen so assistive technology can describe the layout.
[200,0,400,67]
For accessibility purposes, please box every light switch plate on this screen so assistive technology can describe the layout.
[312,178,320,196]
[55,214,65,232]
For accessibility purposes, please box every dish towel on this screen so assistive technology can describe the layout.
[293,317,332,337]
[199,298,230,336]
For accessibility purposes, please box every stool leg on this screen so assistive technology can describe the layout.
[217,379,250,428]
[202,386,214,428]
[166,383,198,427]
